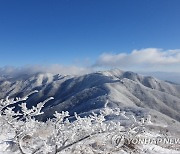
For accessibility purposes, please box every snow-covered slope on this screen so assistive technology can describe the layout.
[0,69,180,126]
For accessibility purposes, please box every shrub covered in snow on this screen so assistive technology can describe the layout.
[0,91,178,154]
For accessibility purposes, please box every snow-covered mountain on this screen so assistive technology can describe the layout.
[0,69,180,131]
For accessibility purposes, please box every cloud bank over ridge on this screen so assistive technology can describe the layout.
[0,65,92,77]
[0,48,180,83]
[94,48,180,72]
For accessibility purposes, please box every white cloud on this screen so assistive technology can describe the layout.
[0,64,93,77]
[94,48,180,72]
[1,48,180,83]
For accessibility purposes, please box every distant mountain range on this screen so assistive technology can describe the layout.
[0,69,180,134]
[139,71,180,84]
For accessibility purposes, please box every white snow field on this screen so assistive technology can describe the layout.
[0,69,180,153]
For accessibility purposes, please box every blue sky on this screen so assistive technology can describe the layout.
[0,0,180,73]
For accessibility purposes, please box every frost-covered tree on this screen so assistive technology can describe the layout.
[0,91,153,154]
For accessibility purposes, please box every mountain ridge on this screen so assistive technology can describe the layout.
[0,69,180,127]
